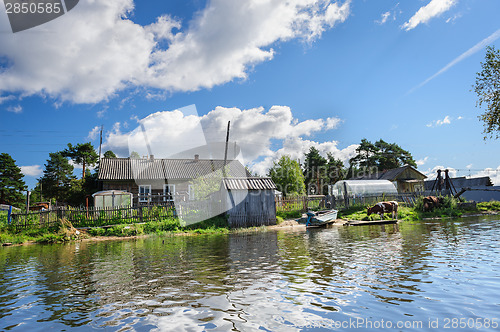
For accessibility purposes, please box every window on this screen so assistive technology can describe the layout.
[139,185,151,202]
[188,185,195,200]
[163,184,175,202]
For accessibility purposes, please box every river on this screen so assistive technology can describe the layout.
[1,215,499,331]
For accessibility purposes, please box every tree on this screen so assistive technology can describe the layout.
[103,150,117,158]
[349,138,416,174]
[268,155,305,197]
[374,139,416,169]
[130,151,141,159]
[474,46,500,139]
[62,142,98,179]
[349,138,378,169]
[0,153,26,206]
[39,152,76,204]
[303,147,328,195]
[326,153,345,185]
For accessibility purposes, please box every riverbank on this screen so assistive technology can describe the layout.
[2,201,500,246]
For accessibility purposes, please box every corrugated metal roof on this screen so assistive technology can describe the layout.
[98,158,250,180]
[222,177,276,190]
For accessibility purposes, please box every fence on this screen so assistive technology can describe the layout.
[10,199,224,230]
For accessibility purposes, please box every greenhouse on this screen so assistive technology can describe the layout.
[328,180,398,199]
[93,190,133,209]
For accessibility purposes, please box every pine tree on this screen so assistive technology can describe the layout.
[39,152,76,204]
[303,147,328,195]
[0,153,26,206]
[62,142,98,179]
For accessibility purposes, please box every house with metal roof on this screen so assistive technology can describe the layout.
[98,155,250,205]
[354,165,427,193]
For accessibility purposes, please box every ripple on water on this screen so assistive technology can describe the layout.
[0,217,500,330]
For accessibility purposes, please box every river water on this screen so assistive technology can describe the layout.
[1,215,499,331]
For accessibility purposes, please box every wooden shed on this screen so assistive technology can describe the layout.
[221,177,277,228]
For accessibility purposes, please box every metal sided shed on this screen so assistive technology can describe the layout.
[221,177,277,228]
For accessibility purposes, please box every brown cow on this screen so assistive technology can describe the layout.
[367,201,398,220]
[422,196,443,211]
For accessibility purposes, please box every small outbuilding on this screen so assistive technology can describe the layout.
[220,177,277,228]
[93,190,133,209]
[329,180,398,200]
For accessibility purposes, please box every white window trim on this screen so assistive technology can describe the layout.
[139,185,151,203]
[163,184,175,202]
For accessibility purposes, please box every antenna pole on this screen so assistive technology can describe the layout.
[223,121,230,178]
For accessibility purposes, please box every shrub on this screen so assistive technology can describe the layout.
[88,227,106,236]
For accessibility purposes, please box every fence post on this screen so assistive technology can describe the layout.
[139,206,143,223]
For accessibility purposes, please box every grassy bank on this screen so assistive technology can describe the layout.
[338,198,500,221]
[0,213,230,245]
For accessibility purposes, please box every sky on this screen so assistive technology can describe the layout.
[1,0,500,190]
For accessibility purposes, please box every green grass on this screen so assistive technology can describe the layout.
[276,210,302,220]
[477,201,500,211]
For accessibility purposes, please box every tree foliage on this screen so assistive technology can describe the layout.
[0,153,26,206]
[39,152,76,204]
[103,150,117,158]
[268,155,305,197]
[349,138,416,171]
[302,147,328,194]
[62,142,98,179]
[474,46,500,139]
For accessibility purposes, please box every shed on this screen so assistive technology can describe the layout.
[329,180,398,200]
[93,190,133,209]
[221,177,277,228]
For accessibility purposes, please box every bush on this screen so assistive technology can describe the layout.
[276,216,284,225]
[276,210,302,220]
[477,201,500,211]
[88,227,106,236]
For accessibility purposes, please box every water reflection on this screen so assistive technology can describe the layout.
[0,216,499,331]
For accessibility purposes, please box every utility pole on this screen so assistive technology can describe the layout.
[98,125,103,162]
[223,121,230,178]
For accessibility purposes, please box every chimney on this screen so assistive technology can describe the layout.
[194,154,199,161]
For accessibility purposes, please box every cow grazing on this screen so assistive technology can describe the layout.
[422,196,443,212]
[367,201,398,220]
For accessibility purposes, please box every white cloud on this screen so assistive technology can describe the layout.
[466,164,473,169]
[0,0,350,104]
[0,95,15,104]
[88,126,101,140]
[426,115,451,127]
[20,165,43,177]
[6,105,22,113]
[377,11,391,25]
[416,156,429,166]
[423,165,458,180]
[102,105,351,175]
[402,0,456,31]
[470,166,500,186]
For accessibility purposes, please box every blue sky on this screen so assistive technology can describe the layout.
[1,0,500,189]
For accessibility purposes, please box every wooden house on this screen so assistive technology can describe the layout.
[98,156,250,205]
[355,165,427,193]
[220,177,277,228]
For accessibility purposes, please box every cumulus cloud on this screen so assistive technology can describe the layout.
[0,0,350,104]
[471,166,500,186]
[402,0,456,31]
[426,115,451,127]
[20,165,43,177]
[6,105,22,113]
[423,165,458,180]
[88,126,101,140]
[416,156,429,166]
[102,105,354,175]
